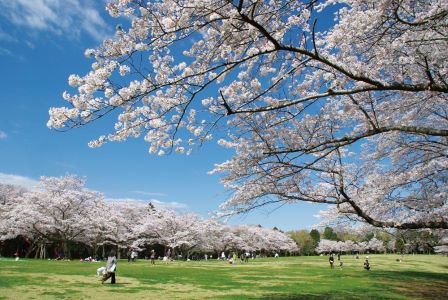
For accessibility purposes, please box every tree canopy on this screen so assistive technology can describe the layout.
[0,177,297,258]
[48,0,448,229]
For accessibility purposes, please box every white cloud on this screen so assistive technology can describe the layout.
[151,199,188,210]
[25,41,35,49]
[0,0,111,41]
[0,130,7,140]
[0,172,39,189]
[131,190,168,197]
[0,47,25,60]
[105,197,188,210]
[0,27,17,42]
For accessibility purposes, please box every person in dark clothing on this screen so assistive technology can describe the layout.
[329,254,334,269]
[102,250,117,284]
[364,258,370,271]
[245,252,250,263]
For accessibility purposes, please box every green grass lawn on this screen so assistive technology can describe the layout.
[0,254,446,299]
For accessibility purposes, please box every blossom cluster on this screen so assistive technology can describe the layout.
[48,0,447,230]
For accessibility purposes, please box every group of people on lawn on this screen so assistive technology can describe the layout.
[99,250,372,285]
[328,253,370,270]
[98,248,173,284]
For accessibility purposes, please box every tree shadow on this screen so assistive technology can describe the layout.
[369,270,448,281]
[257,270,448,300]
[369,270,448,300]
[258,292,395,300]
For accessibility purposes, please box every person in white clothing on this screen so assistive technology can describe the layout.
[101,250,117,284]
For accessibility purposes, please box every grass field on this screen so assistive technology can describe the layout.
[0,254,446,299]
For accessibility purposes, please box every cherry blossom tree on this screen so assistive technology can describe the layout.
[316,239,336,254]
[247,226,298,254]
[202,223,240,255]
[365,238,385,253]
[5,175,105,258]
[132,209,297,257]
[202,224,297,255]
[48,0,447,230]
[104,200,149,256]
[434,237,448,254]
[133,209,206,256]
[0,184,27,240]
[1,178,298,258]
[0,184,26,207]
[316,237,385,254]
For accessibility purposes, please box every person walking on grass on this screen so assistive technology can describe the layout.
[132,250,138,262]
[150,249,156,265]
[329,254,334,269]
[101,250,117,284]
[162,248,171,264]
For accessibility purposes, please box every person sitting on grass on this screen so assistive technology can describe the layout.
[364,257,370,271]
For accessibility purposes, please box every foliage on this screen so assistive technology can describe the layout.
[309,229,320,249]
[288,230,314,255]
[395,239,405,254]
[394,229,442,254]
[323,226,339,241]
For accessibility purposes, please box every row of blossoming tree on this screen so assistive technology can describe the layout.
[289,225,447,255]
[47,0,447,231]
[0,176,297,259]
[316,238,386,254]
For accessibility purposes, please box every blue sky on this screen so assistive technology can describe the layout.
[0,0,325,231]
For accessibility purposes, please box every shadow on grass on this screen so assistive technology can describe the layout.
[258,292,398,300]
[251,270,447,300]
[370,270,448,299]
[369,270,448,281]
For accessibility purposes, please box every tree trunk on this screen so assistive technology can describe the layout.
[25,243,36,258]
[62,241,70,259]
[37,243,46,259]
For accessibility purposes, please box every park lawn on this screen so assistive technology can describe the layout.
[0,255,446,299]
